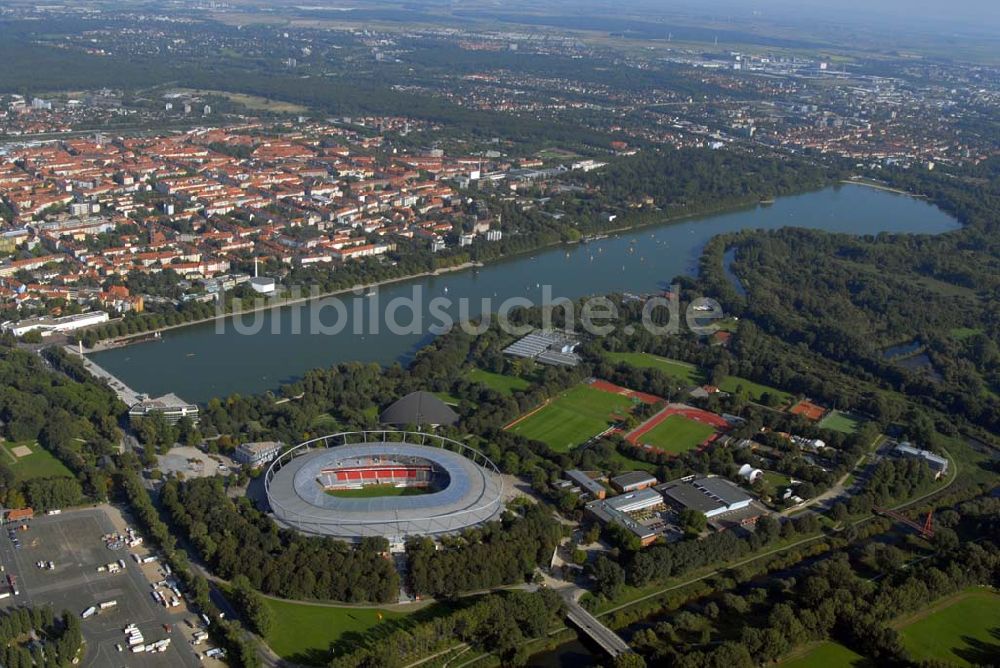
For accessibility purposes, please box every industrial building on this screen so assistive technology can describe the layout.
[657,475,753,519]
[250,257,276,294]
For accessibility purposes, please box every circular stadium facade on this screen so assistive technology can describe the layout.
[264,431,504,542]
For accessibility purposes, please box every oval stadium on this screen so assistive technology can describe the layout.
[264,431,504,542]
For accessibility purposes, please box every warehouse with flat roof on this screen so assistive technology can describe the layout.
[610,471,658,493]
[565,469,606,499]
[657,475,753,519]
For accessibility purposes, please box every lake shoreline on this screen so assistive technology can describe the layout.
[840,177,923,197]
[83,186,830,353]
[85,183,961,402]
[84,259,485,352]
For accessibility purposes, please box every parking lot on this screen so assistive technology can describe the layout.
[0,507,203,668]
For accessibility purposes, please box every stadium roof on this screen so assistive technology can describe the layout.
[380,391,458,426]
[265,436,502,541]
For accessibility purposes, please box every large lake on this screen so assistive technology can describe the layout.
[89,184,959,402]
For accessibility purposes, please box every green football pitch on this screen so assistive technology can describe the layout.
[630,414,715,453]
[324,485,432,499]
[897,588,1000,666]
[508,384,635,452]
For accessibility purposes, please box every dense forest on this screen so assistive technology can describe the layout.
[0,341,121,510]
[328,588,565,668]
[0,605,83,668]
[698,168,1000,438]
[120,470,261,667]
[160,477,400,603]
[627,495,1000,666]
[405,502,563,598]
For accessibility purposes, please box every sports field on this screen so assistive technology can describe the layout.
[466,368,531,394]
[0,440,74,482]
[324,484,432,499]
[719,375,792,404]
[896,588,1000,666]
[507,384,635,451]
[605,352,706,385]
[779,641,868,667]
[630,414,715,453]
[261,598,441,665]
[818,410,865,434]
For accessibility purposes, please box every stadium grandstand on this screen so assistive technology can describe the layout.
[317,454,441,491]
[265,431,503,544]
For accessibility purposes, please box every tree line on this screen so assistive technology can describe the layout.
[628,496,1000,667]
[328,589,565,668]
[119,468,261,667]
[0,341,121,510]
[0,605,82,668]
[405,502,563,598]
[160,477,400,603]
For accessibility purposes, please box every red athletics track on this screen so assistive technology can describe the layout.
[625,403,730,448]
[588,379,662,405]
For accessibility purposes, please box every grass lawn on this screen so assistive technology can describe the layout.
[598,446,659,474]
[466,368,531,395]
[176,88,309,113]
[719,376,792,404]
[633,414,715,454]
[819,410,865,434]
[605,352,706,385]
[896,588,1000,666]
[760,470,792,499]
[261,598,445,665]
[779,641,869,667]
[714,317,740,333]
[508,384,635,452]
[324,485,432,499]
[433,391,461,406]
[0,441,73,483]
[949,327,982,341]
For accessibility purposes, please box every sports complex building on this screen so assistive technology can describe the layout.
[264,431,503,543]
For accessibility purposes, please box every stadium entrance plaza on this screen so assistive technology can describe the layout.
[0,505,223,668]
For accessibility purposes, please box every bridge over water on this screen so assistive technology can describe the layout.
[563,596,631,659]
